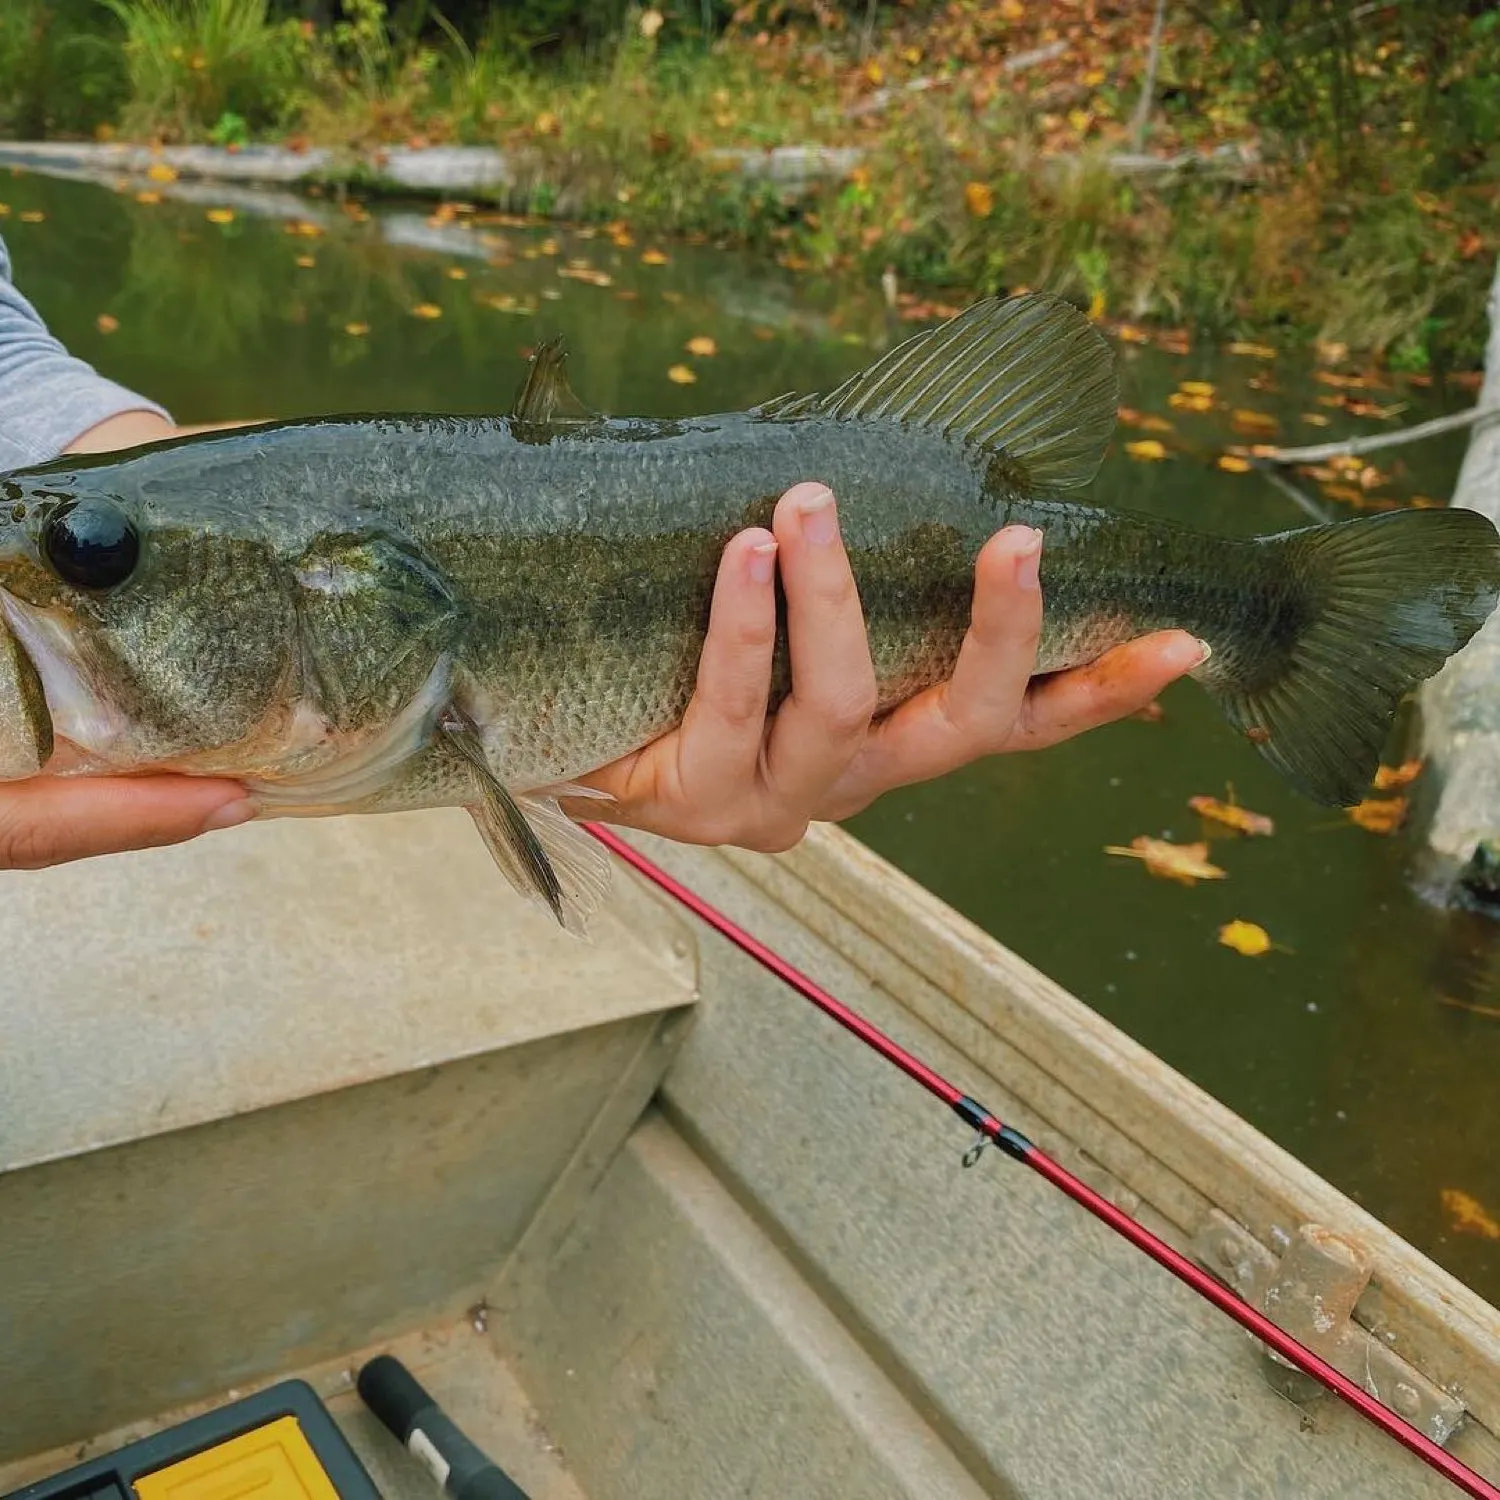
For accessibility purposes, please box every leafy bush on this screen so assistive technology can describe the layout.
[101,0,306,138]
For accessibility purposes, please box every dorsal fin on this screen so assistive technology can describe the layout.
[511,336,596,435]
[758,293,1118,490]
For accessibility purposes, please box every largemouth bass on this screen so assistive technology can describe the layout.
[0,293,1496,927]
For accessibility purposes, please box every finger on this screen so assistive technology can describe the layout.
[671,526,780,797]
[1013,630,1208,751]
[838,526,1044,801]
[762,483,877,811]
[0,776,252,871]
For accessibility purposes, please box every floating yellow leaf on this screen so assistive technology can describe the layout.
[1124,439,1168,462]
[134,190,162,205]
[1178,380,1215,398]
[1441,1189,1500,1240]
[295,254,316,268]
[964,181,995,219]
[1168,391,1214,413]
[1348,796,1408,834]
[1217,454,1252,473]
[284,218,324,238]
[1104,837,1226,886]
[1231,408,1278,435]
[1321,483,1366,505]
[1115,324,1151,345]
[146,162,178,183]
[1373,759,1423,791]
[641,248,670,266]
[95,313,119,335]
[666,363,697,384]
[1226,340,1277,359]
[1302,412,1331,427]
[446,266,468,281]
[344,321,370,336]
[411,302,443,319]
[205,207,235,224]
[1218,919,1272,956]
[685,335,718,357]
[1189,795,1274,837]
[18,210,44,223]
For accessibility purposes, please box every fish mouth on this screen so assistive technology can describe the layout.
[0,588,124,772]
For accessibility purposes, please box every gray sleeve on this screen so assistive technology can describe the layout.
[0,231,172,472]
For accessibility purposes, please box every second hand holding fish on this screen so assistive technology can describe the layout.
[574,482,1203,850]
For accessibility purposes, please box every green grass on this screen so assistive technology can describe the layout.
[5,0,1498,367]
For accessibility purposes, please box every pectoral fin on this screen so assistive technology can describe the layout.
[439,708,612,933]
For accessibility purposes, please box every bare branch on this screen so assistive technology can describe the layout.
[1130,0,1168,153]
[1260,404,1500,466]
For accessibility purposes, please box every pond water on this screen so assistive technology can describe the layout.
[4,168,1496,1305]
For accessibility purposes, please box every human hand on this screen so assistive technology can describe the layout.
[576,481,1208,852]
[0,775,252,871]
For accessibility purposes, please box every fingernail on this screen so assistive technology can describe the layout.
[1194,637,1213,666]
[201,797,255,833]
[1015,528,1043,591]
[797,485,838,546]
[748,539,778,585]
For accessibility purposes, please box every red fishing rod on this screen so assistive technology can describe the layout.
[584,822,1500,1500]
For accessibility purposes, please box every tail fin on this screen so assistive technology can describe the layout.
[1207,507,1500,806]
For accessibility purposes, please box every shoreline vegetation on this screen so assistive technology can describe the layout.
[2,1,1498,369]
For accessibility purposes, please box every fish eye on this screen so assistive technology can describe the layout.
[41,498,140,590]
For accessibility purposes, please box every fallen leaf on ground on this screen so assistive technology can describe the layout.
[1441,1189,1500,1239]
[1218,919,1272,956]
[1217,454,1252,473]
[1374,759,1423,790]
[411,302,443,319]
[666,364,697,384]
[1104,837,1226,885]
[205,207,234,224]
[95,313,119,334]
[686,335,718,357]
[1189,795,1274,837]
[964,181,994,219]
[1348,797,1408,834]
[1124,439,1168,461]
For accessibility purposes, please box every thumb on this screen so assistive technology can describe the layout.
[0,776,252,870]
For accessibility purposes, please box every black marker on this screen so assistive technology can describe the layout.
[357,1355,531,1500]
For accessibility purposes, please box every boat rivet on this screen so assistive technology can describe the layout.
[1391,1382,1422,1419]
